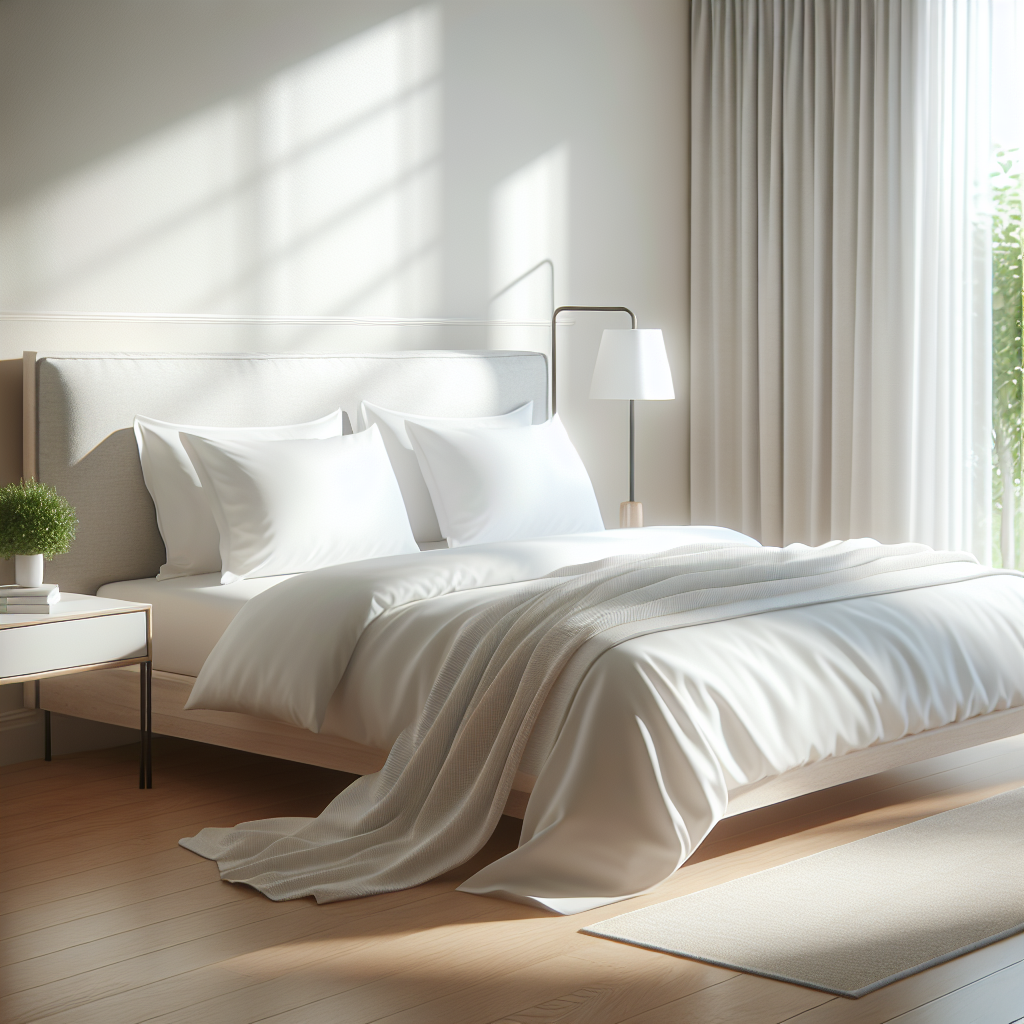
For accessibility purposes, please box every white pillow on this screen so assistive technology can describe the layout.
[179,426,418,584]
[135,411,346,579]
[406,415,604,547]
[359,400,534,544]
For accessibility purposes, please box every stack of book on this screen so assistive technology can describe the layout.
[0,584,61,614]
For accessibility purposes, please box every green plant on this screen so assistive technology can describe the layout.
[992,145,1023,569]
[0,479,78,560]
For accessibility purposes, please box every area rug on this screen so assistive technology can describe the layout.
[582,788,1024,998]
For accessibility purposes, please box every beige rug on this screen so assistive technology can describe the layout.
[583,788,1024,998]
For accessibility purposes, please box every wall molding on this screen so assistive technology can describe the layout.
[0,310,570,328]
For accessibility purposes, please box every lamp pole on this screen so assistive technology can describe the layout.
[550,305,638,502]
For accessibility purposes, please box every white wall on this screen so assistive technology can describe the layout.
[0,0,690,527]
[0,0,689,754]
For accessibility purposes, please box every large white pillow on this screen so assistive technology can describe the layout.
[179,426,418,584]
[406,415,604,547]
[359,400,534,544]
[135,411,346,579]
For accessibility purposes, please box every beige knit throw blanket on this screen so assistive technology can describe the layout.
[181,540,994,903]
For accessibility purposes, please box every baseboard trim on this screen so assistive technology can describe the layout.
[0,707,44,766]
[0,706,137,766]
[0,707,43,731]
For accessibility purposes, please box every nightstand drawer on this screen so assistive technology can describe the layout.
[0,611,148,680]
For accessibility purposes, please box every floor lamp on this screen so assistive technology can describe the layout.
[551,306,675,528]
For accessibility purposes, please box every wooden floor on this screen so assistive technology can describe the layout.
[1,735,1022,1024]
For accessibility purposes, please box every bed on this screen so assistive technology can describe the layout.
[20,350,1024,911]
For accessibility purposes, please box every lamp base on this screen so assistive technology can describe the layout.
[620,501,643,528]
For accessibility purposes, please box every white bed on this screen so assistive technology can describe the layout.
[169,530,1024,912]
[97,537,1024,801]
[21,350,1024,912]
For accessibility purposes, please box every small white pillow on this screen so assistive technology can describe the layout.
[406,415,604,547]
[135,411,346,579]
[180,426,418,584]
[359,400,534,543]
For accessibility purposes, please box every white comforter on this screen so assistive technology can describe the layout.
[182,529,1024,913]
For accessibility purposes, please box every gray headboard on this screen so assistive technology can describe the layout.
[24,350,548,595]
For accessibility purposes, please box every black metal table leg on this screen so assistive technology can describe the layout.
[36,680,51,762]
[139,662,153,788]
[145,661,152,788]
[139,666,146,788]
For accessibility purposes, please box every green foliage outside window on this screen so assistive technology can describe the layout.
[0,479,78,560]
[992,147,1023,569]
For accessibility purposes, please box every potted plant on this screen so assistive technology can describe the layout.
[0,479,78,587]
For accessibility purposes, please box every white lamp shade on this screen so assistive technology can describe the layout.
[589,329,675,401]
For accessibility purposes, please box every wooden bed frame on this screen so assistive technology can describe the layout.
[19,350,1024,819]
[24,667,1024,819]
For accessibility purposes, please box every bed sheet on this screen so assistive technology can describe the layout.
[99,573,295,677]
[179,534,1024,912]
[99,570,543,752]
[460,571,1024,911]
[331,566,1024,783]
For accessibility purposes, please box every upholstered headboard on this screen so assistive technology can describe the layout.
[23,350,548,594]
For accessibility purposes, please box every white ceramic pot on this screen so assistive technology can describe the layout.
[15,553,44,588]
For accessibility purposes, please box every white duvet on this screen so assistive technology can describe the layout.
[182,528,1024,913]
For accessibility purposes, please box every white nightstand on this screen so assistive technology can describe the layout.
[0,594,153,787]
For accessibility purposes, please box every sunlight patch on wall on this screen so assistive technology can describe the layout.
[0,6,442,324]
[488,145,568,351]
[252,5,441,319]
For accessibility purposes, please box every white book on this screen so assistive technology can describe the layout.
[0,603,57,615]
[0,583,59,596]
[0,584,59,604]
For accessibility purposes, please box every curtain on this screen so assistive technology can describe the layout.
[689,0,992,558]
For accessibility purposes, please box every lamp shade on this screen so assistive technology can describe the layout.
[589,329,675,401]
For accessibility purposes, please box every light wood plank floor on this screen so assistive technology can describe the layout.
[1,734,1022,1024]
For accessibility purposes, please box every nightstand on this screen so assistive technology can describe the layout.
[0,594,153,788]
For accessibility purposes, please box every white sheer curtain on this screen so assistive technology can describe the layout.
[689,0,992,558]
